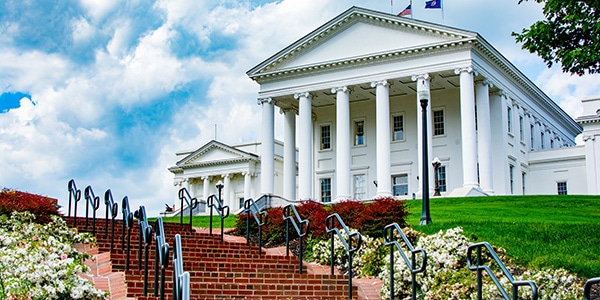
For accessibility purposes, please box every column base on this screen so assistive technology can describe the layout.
[334,195,352,202]
[449,186,486,197]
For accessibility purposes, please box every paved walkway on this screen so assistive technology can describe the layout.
[195,227,384,300]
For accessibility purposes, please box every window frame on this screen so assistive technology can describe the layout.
[353,174,367,200]
[391,113,405,142]
[507,106,513,134]
[436,166,447,192]
[519,115,524,142]
[320,178,332,203]
[392,174,409,196]
[557,181,567,195]
[320,124,332,151]
[432,108,445,137]
[353,118,366,146]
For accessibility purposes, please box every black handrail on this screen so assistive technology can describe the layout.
[178,187,200,232]
[67,179,81,224]
[153,218,170,300]
[325,213,362,300]
[172,234,191,300]
[244,197,268,255]
[283,204,309,274]
[103,189,119,250]
[121,196,134,270]
[383,223,427,300]
[206,194,230,242]
[84,185,101,234]
[134,206,153,296]
[584,277,600,300]
[467,242,538,300]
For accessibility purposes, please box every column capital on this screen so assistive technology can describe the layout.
[293,92,312,100]
[454,66,474,75]
[370,80,389,88]
[583,134,596,142]
[476,79,494,88]
[331,86,351,93]
[493,90,508,99]
[257,97,274,105]
[411,73,430,82]
[280,107,298,115]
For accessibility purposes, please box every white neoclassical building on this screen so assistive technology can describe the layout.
[170,7,600,213]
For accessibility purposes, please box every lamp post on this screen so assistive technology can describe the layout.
[216,180,224,203]
[432,157,441,196]
[420,97,432,225]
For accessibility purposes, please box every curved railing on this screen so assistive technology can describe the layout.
[383,223,427,300]
[67,179,81,223]
[103,189,119,250]
[467,242,538,300]
[178,187,201,232]
[244,197,268,255]
[206,194,230,242]
[135,206,153,296]
[325,213,362,300]
[172,234,190,300]
[153,218,170,300]
[84,185,101,234]
[121,196,134,270]
[584,277,600,300]
[283,204,309,273]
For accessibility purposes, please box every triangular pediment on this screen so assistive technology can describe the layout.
[176,140,257,167]
[247,6,477,80]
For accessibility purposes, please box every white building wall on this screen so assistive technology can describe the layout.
[527,146,587,195]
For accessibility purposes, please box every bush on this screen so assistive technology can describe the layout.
[360,197,409,237]
[296,200,330,240]
[0,189,59,223]
[329,200,364,229]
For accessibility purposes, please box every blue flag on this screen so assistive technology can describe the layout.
[425,0,441,9]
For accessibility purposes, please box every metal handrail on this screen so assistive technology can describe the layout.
[121,196,134,270]
[178,187,201,232]
[134,206,153,296]
[84,185,101,234]
[67,179,81,223]
[325,213,362,300]
[153,218,170,300]
[283,204,309,274]
[207,194,230,242]
[584,277,600,300]
[383,223,427,300]
[173,234,190,300]
[467,242,538,300]
[244,197,268,255]
[103,189,119,250]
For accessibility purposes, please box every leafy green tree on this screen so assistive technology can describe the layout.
[513,0,600,75]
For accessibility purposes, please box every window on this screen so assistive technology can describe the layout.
[507,107,513,133]
[519,116,524,142]
[392,174,408,196]
[239,197,245,209]
[320,125,331,150]
[353,174,366,200]
[509,165,515,194]
[522,172,526,195]
[530,124,535,150]
[392,115,404,141]
[321,178,332,203]
[541,132,545,149]
[557,181,567,195]
[354,120,365,145]
[433,109,445,136]
[436,166,447,192]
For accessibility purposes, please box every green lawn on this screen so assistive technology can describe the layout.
[153,214,238,229]
[404,195,600,278]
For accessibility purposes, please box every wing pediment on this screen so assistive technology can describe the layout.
[175,140,257,168]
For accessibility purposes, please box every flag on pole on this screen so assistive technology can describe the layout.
[398,4,412,17]
[425,0,442,9]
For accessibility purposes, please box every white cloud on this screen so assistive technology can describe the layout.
[79,0,120,23]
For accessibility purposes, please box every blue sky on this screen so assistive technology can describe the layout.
[1,0,599,217]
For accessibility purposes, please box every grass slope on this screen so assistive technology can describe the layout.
[405,195,600,278]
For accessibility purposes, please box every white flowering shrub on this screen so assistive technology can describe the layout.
[0,211,107,299]
[378,227,584,299]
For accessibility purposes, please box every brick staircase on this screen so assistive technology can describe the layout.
[65,217,361,300]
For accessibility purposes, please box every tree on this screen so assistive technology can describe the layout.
[513,0,600,76]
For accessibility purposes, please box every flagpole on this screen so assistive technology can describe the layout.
[410,0,414,19]
[391,0,393,14]
[441,0,445,24]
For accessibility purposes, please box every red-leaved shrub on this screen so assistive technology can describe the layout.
[359,197,409,237]
[296,200,330,240]
[329,199,364,229]
[0,189,59,223]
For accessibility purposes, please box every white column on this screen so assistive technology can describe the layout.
[295,92,313,200]
[412,74,433,195]
[243,172,252,200]
[333,86,351,201]
[371,80,392,197]
[282,108,297,200]
[202,176,210,199]
[173,181,182,211]
[455,67,479,188]
[223,174,231,207]
[476,80,494,194]
[258,98,275,194]
[584,135,599,194]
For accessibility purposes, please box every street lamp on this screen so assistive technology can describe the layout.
[432,157,441,196]
[420,97,432,225]
[216,180,224,202]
